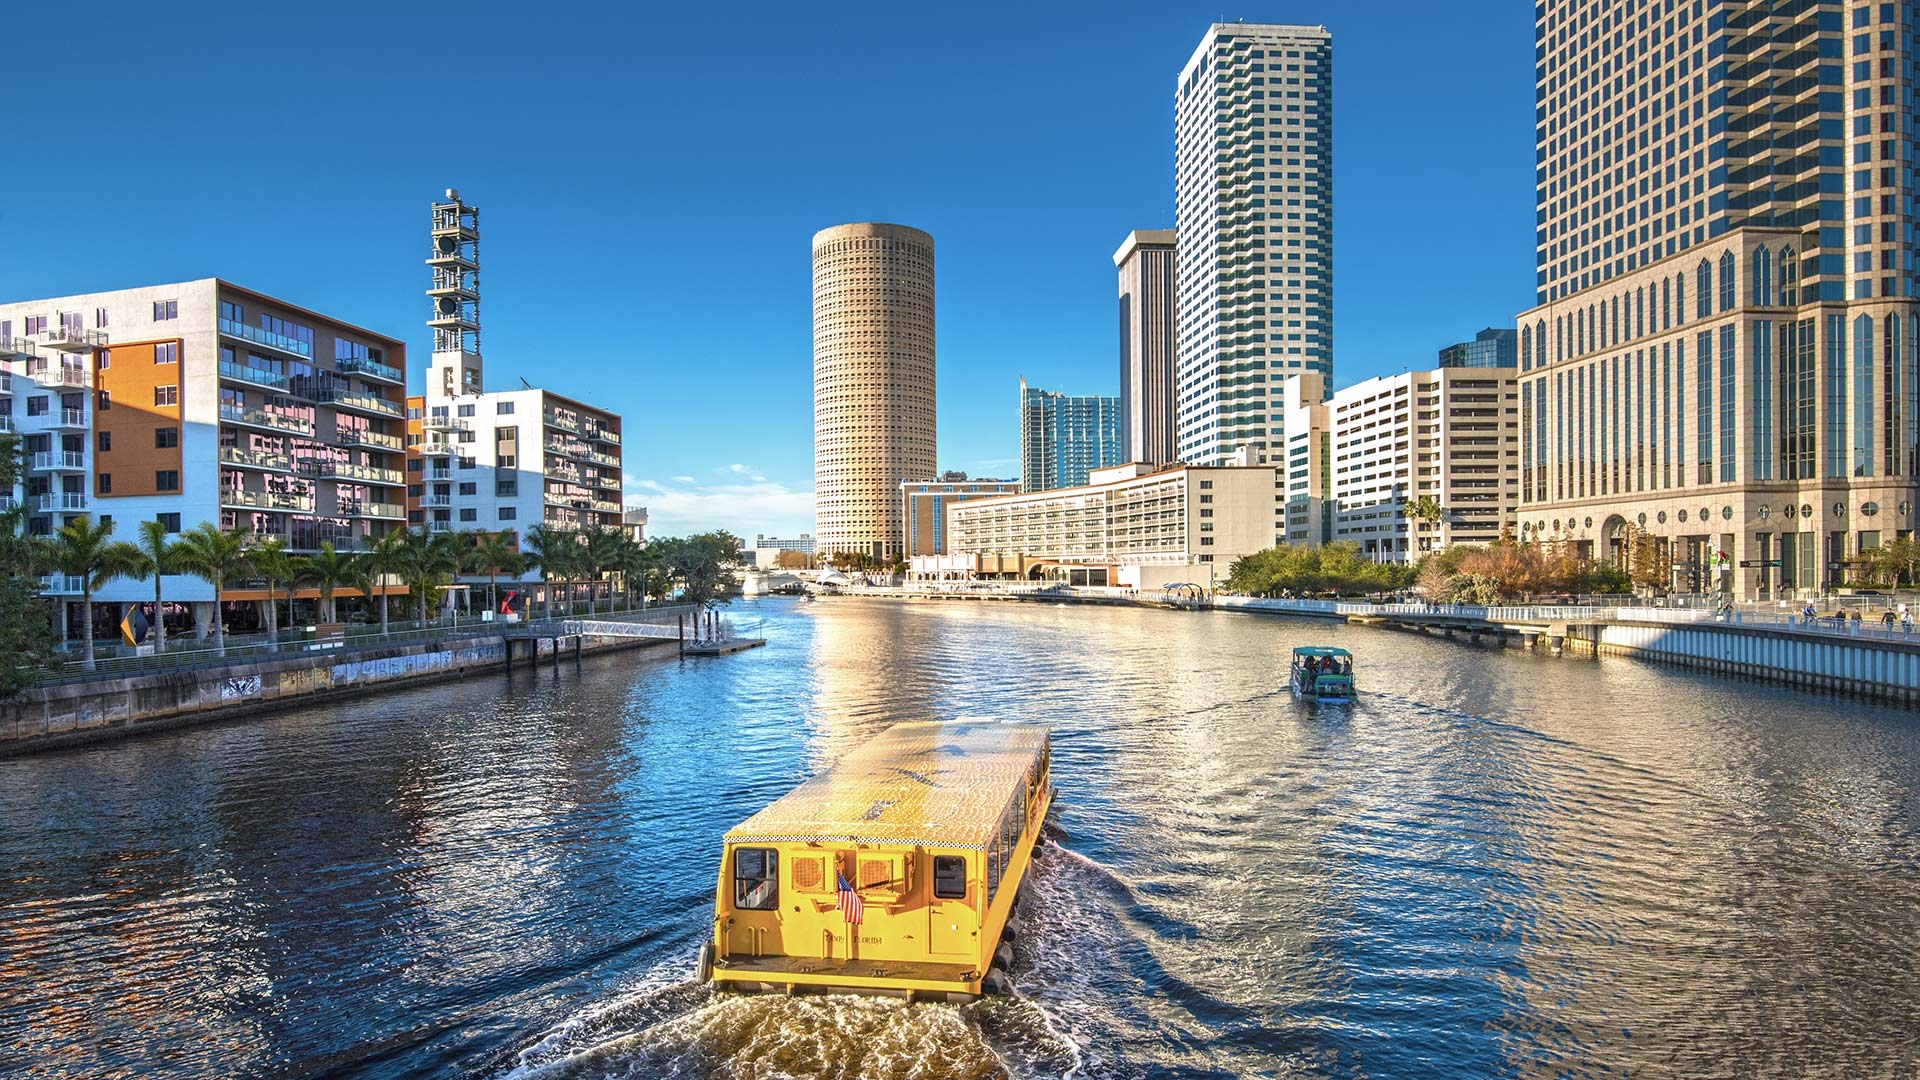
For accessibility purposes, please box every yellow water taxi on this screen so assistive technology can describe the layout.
[702,720,1053,1001]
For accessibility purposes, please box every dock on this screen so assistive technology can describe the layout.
[684,638,767,656]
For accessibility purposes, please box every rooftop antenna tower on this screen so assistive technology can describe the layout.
[426,188,483,397]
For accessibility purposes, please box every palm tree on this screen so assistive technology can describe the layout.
[464,530,526,617]
[119,518,182,652]
[362,528,408,636]
[50,518,143,670]
[522,524,578,621]
[248,537,301,648]
[302,542,362,623]
[616,536,660,609]
[584,525,625,614]
[173,524,252,657]
[1402,494,1445,559]
[392,528,463,624]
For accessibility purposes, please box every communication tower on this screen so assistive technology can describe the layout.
[426,188,483,398]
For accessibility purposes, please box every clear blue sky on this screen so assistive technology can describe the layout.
[4,1,1536,539]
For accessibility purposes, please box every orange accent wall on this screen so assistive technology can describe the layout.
[405,394,424,519]
[94,340,184,498]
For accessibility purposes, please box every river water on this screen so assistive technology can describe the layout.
[2,597,1918,1079]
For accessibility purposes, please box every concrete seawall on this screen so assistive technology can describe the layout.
[0,631,674,757]
[1565,620,1920,704]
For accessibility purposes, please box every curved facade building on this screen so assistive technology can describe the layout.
[812,223,935,563]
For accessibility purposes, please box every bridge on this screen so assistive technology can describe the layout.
[499,608,692,669]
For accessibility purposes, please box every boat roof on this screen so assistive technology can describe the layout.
[1292,646,1353,657]
[723,721,1050,851]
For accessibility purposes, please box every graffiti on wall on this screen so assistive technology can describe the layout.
[330,643,503,688]
[220,675,262,701]
[280,667,333,695]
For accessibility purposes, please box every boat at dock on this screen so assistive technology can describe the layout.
[703,720,1053,1001]
[1289,646,1355,702]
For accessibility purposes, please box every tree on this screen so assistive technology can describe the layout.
[362,528,408,636]
[773,548,810,570]
[654,531,744,611]
[0,433,56,694]
[302,542,362,623]
[616,536,663,608]
[173,525,252,657]
[1402,495,1445,559]
[522,524,580,620]
[119,519,182,652]
[583,525,626,614]
[463,530,526,617]
[48,518,143,671]
[247,537,301,648]
[390,528,463,623]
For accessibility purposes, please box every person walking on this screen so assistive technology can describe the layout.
[1882,608,1897,632]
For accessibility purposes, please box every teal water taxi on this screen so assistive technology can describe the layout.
[1289,646,1355,702]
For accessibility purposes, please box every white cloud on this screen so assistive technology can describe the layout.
[627,474,814,540]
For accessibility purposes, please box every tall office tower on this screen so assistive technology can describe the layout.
[1174,23,1333,466]
[1517,0,1920,601]
[1115,229,1178,466]
[1019,380,1123,493]
[812,223,936,563]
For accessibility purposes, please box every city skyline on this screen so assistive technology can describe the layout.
[1,2,1537,539]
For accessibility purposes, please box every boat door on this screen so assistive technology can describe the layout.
[928,853,975,959]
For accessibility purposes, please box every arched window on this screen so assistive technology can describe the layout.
[1636,287,1646,338]
[1521,324,1532,370]
[1780,246,1797,306]
[1718,250,1736,311]
[1661,278,1671,330]
[1696,259,1712,318]
[1537,320,1547,367]
[1753,246,1773,306]
[1675,273,1686,325]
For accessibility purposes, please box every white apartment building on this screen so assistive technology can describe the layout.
[0,279,410,636]
[937,463,1275,588]
[1279,371,1332,546]
[1174,23,1334,466]
[1297,368,1521,562]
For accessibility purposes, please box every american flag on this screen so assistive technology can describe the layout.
[836,871,864,926]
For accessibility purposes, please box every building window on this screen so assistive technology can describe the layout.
[458,508,477,522]
[27,397,47,416]
[153,300,178,321]
[154,342,178,364]
[459,457,476,469]
[496,481,517,496]
[94,308,108,328]
[155,427,179,449]
[97,432,111,451]
[457,404,476,417]
[156,470,179,492]
[498,507,517,521]
[498,454,516,469]
[154,385,178,407]
[98,473,112,494]
[408,459,424,473]
[459,482,477,496]
[97,390,110,411]
[156,513,181,532]
[497,401,515,414]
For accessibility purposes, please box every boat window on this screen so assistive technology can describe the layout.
[733,847,778,910]
[934,855,967,899]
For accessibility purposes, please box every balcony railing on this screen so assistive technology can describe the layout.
[219,359,290,392]
[421,493,453,508]
[543,411,580,433]
[586,426,620,445]
[28,364,90,389]
[345,502,406,519]
[335,356,404,383]
[339,428,404,452]
[422,415,470,432]
[39,574,86,595]
[41,325,107,353]
[31,450,86,471]
[0,334,37,360]
[219,446,292,472]
[36,492,88,512]
[220,403,314,436]
[50,407,87,428]
[426,520,454,534]
[218,317,312,358]
[299,460,405,485]
[421,440,453,457]
[219,488,313,512]
[315,387,403,418]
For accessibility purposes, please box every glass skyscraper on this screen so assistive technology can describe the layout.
[1517,0,1920,599]
[1174,23,1333,466]
[1019,380,1122,493]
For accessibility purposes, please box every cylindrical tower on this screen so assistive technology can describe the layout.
[812,223,935,565]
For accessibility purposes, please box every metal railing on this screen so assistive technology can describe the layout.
[315,387,403,418]
[36,492,87,512]
[219,446,292,472]
[219,488,312,512]
[220,403,314,436]
[218,358,290,391]
[30,450,86,471]
[218,317,312,357]
[336,355,404,383]
[339,429,404,451]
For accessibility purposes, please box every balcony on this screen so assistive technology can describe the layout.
[543,410,581,434]
[219,488,313,513]
[338,428,404,452]
[219,446,292,473]
[220,403,314,436]
[421,493,453,508]
[299,460,405,486]
[420,439,453,457]
[0,335,37,362]
[36,492,88,513]
[41,326,106,353]
[422,414,470,432]
[336,356,404,384]
[426,520,455,534]
[314,387,403,419]
[344,502,406,519]
[588,450,619,468]
[49,407,88,430]
[31,450,86,472]
[218,317,312,358]
[39,574,86,595]
[219,358,291,392]
[586,426,620,445]
[592,499,621,514]
[29,364,90,389]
